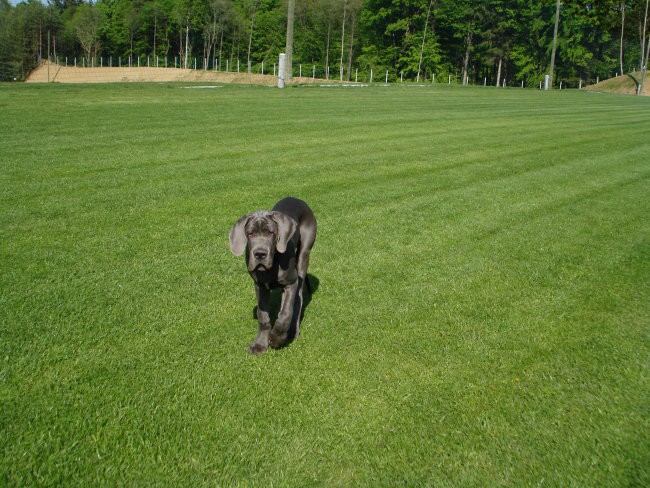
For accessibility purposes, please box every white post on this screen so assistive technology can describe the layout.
[313,65,316,79]
[237,60,240,72]
[355,69,358,82]
[544,74,550,90]
[484,77,486,86]
[521,80,524,88]
[278,53,286,88]
[579,79,582,89]
[432,74,435,84]
[386,70,388,83]
[299,64,302,77]
[448,75,451,84]
[400,72,403,83]
[370,69,373,83]
[596,76,599,83]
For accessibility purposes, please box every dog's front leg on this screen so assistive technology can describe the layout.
[269,280,299,349]
[249,283,271,355]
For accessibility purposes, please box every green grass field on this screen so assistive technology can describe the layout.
[1,82,649,486]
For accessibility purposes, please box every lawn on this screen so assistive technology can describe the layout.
[1,82,648,486]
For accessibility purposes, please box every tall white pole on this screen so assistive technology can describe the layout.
[278,53,286,88]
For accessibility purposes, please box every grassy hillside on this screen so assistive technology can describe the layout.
[1,83,649,486]
[585,70,649,95]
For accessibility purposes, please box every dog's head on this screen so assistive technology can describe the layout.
[229,210,297,272]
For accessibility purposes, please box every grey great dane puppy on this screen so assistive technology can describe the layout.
[229,197,317,355]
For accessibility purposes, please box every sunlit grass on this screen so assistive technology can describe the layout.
[1,82,648,486]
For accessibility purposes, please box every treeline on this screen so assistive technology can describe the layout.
[1,0,649,86]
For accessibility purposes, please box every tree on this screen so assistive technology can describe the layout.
[285,0,295,80]
[639,0,649,93]
[71,2,102,64]
[549,0,561,88]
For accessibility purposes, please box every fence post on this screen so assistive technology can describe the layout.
[278,53,286,88]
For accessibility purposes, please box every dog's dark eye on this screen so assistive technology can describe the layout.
[264,230,274,236]
[246,232,255,238]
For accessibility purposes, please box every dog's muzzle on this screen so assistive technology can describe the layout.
[248,248,273,272]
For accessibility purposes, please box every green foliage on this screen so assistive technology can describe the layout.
[0,0,649,83]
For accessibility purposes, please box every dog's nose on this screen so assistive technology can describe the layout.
[253,250,267,260]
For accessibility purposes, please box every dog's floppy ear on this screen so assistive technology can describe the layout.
[270,212,297,253]
[229,214,251,256]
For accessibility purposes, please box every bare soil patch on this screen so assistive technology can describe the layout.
[26,61,340,86]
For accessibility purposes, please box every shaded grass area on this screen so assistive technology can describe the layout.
[1,83,649,486]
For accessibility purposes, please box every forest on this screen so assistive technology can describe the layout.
[1,0,649,86]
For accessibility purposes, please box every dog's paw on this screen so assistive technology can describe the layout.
[249,341,268,355]
[269,331,288,349]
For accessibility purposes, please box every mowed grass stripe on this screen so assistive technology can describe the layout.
[1,83,648,486]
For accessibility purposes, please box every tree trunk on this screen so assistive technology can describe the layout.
[639,0,649,94]
[285,0,295,81]
[339,0,347,81]
[325,21,331,77]
[620,1,625,75]
[496,56,502,86]
[218,27,224,70]
[346,14,355,81]
[549,0,561,88]
[462,31,471,85]
[417,0,434,83]
[247,2,258,74]
[184,20,190,69]
[153,12,157,56]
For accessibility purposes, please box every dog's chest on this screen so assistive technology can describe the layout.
[251,253,297,289]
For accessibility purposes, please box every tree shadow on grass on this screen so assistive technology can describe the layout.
[252,274,320,347]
